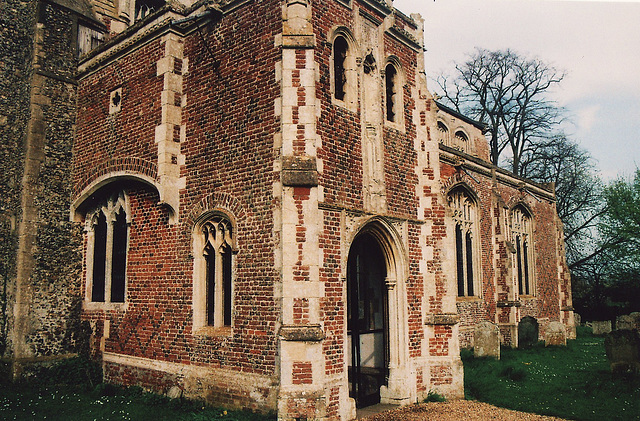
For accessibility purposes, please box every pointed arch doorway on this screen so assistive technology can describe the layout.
[347,231,389,408]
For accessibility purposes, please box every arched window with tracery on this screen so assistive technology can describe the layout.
[85,192,129,304]
[454,130,469,153]
[437,121,450,146]
[448,187,479,297]
[511,206,534,296]
[194,215,234,330]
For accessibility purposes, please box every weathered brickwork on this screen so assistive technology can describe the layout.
[438,102,575,348]
[3,0,574,419]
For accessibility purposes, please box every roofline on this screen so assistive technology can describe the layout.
[435,101,488,133]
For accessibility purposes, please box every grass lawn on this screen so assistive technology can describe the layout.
[1,326,637,420]
[0,359,274,421]
[463,326,640,420]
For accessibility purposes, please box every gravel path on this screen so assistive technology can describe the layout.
[362,401,568,421]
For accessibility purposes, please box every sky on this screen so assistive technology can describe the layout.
[393,0,640,180]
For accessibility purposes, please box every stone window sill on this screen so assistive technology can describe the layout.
[456,296,482,302]
[193,326,233,337]
[83,301,128,312]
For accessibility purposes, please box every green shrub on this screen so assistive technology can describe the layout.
[424,390,446,402]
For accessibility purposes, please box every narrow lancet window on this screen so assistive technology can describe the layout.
[385,64,397,122]
[91,212,107,302]
[334,36,348,101]
[466,232,474,296]
[111,209,128,303]
[456,224,465,296]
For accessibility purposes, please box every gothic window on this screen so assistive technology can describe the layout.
[437,121,449,146]
[331,33,357,109]
[385,64,397,122]
[448,187,479,297]
[511,206,534,296]
[333,36,348,101]
[135,0,165,21]
[86,192,129,304]
[454,130,469,153]
[194,215,234,330]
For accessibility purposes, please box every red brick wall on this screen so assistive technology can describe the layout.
[74,40,163,197]
[75,0,283,393]
[441,161,566,346]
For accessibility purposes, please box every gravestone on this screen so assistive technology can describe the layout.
[545,321,567,346]
[592,320,612,336]
[604,329,640,375]
[630,312,640,331]
[574,313,582,326]
[518,316,539,349]
[616,314,635,331]
[474,321,500,359]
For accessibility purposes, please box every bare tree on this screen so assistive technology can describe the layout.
[519,134,606,269]
[435,48,565,175]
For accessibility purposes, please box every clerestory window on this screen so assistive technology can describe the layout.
[385,63,397,122]
[85,192,129,304]
[331,33,356,109]
[448,187,479,297]
[193,215,234,331]
[334,36,348,101]
[454,130,469,153]
[511,206,534,296]
[437,121,449,145]
[135,0,165,21]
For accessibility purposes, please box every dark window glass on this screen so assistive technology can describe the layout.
[516,236,524,295]
[111,210,127,303]
[456,224,465,297]
[92,213,107,302]
[222,244,232,327]
[523,241,530,295]
[334,37,347,101]
[204,242,215,326]
[466,231,474,296]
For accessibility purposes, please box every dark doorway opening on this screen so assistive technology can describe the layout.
[347,232,389,408]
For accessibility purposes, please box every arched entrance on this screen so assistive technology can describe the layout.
[347,232,389,408]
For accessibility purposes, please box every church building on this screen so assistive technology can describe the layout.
[0,0,574,419]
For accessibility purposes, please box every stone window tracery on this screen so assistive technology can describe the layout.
[454,130,469,153]
[448,187,479,297]
[85,192,130,305]
[511,206,534,296]
[193,215,234,331]
[135,0,165,21]
[437,121,450,145]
